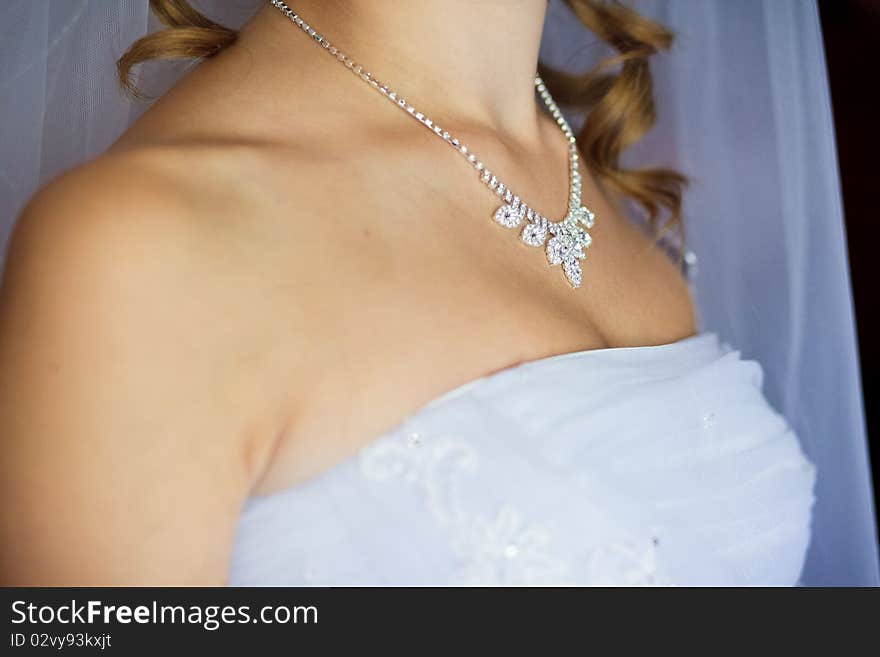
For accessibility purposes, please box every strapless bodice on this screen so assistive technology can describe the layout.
[228,332,817,586]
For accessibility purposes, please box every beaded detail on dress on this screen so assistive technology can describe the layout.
[360,430,569,585]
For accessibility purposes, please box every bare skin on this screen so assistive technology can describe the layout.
[0,1,695,584]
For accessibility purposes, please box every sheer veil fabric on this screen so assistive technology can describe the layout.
[0,0,876,585]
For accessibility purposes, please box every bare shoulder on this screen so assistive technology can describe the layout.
[6,135,320,302]
[11,146,225,262]
[0,150,285,584]
[5,148,263,370]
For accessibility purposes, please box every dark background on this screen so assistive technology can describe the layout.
[818,0,879,528]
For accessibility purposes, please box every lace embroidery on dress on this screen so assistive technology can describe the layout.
[359,429,569,585]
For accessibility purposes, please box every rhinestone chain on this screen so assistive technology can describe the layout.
[268,0,595,287]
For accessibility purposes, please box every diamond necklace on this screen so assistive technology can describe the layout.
[268,0,596,288]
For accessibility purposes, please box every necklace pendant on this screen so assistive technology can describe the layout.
[520,216,549,247]
[575,206,596,229]
[493,199,525,228]
[500,202,592,288]
[544,215,592,288]
[562,259,583,288]
[485,179,593,291]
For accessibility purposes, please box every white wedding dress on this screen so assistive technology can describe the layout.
[228,332,817,586]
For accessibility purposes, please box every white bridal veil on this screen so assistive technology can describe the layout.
[0,0,877,585]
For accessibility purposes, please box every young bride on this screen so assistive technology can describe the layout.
[0,0,816,585]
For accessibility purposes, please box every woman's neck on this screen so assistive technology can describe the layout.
[245,0,549,138]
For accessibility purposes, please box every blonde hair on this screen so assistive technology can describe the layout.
[119,0,687,248]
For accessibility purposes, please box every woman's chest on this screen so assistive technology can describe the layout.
[236,164,696,494]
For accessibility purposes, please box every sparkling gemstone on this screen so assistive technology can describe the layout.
[702,412,718,429]
[521,220,549,246]
[494,204,524,228]
[579,207,596,229]
[546,237,567,265]
[563,258,583,288]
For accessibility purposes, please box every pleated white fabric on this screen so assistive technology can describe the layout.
[229,332,817,586]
